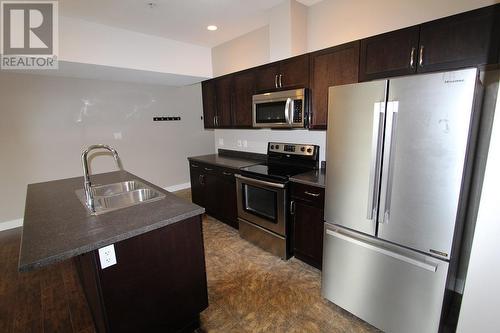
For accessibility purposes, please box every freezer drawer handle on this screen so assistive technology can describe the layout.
[326,229,437,272]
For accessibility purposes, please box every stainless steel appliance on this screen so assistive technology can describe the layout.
[236,142,319,259]
[322,68,479,333]
[252,89,307,128]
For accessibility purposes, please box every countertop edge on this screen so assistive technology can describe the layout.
[289,177,326,188]
[18,206,205,272]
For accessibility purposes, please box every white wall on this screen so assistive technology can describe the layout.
[0,72,214,226]
[60,16,213,78]
[211,26,270,77]
[215,129,326,162]
[307,0,499,52]
[457,74,500,332]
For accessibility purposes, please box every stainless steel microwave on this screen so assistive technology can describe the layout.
[252,88,307,128]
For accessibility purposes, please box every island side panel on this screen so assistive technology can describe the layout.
[76,215,208,333]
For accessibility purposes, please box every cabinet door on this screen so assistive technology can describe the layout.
[359,26,420,81]
[255,64,280,92]
[418,5,500,73]
[232,71,255,127]
[279,54,310,89]
[189,163,205,207]
[310,42,360,129]
[214,76,233,127]
[217,172,238,229]
[292,200,324,269]
[201,80,216,128]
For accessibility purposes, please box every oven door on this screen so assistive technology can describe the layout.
[235,174,287,236]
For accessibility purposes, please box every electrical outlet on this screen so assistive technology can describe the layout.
[243,140,248,148]
[218,138,224,146]
[98,244,117,269]
[237,140,242,147]
[113,132,122,140]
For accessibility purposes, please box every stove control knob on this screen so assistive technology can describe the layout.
[271,145,275,149]
[300,147,305,152]
[275,145,280,149]
[307,148,312,153]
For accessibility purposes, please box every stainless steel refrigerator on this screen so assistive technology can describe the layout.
[322,68,478,333]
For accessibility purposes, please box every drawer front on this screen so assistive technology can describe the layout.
[291,182,325,208]
[189,161,217,175]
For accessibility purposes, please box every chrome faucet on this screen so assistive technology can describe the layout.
[81,144,120,213]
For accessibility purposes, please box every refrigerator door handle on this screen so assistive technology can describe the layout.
[325,228,438,272]
[366,102,385,220]
[379,101,399,224]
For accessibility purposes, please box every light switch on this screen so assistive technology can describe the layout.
[243,140,248,148]
[98,244,117,269]
[113,132,122,140]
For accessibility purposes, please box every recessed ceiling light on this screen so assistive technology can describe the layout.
[207,25,218,31]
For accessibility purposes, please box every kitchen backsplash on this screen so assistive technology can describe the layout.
[214,129,327,162]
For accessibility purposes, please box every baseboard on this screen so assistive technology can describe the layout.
[164,182,191,193]
[0,218,23,232]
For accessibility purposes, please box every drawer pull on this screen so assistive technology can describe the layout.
[204,167,213,171]
[304,191,320,197]
[222,171,232,176]
[191,164,199,168]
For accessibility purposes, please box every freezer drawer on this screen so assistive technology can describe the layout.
[321,223,448,333]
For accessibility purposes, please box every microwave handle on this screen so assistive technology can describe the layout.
[284,98,292,125]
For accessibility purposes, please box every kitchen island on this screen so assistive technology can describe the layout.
[19,171,208,333]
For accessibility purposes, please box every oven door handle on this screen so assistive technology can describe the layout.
[235,174,286,189]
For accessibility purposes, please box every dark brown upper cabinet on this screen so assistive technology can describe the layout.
[360,5,499,81]
[201,80,216,128]
[232,70,255,128]
[214,76,233,127]
[359,26,420,82]
[309,41,360,129]
[255,64,281,91]
[255,54,310,92]
[417,5,500,73]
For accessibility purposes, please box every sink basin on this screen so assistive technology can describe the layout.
[76,180,166,215]
[91,180,148,196]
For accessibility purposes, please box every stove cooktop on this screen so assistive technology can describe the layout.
[240,164,312,183]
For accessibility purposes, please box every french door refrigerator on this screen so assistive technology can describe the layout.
[322,68,478,333]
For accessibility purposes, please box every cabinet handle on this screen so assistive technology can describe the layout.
[304,191,320,197]
[191,164,199,168]
[419,45,424,67]
[199,175,205,185]
[279,74,283,88]
[275,74,278,89]
[409,47,416,68]
[222,171,232,176]
[204,167,213,171]
[290,200,295,215]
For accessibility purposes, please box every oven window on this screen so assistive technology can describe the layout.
[255,101,286,123]
[243,184,277,222]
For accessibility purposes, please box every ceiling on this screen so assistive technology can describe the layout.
[59,0,322,48]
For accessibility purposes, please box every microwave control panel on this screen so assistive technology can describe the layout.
[293,100,303,123]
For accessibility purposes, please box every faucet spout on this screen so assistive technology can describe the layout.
[81,144,121,214]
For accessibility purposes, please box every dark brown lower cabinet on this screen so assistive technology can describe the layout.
[75,215,208,333]
[189,161,238,229]
[291,183,325,270]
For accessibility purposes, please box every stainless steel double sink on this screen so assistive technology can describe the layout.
[76,180,165,215]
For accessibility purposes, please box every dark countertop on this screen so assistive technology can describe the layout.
[188,154,263,170]
[290,169,326,188]
[19,170,204,272]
